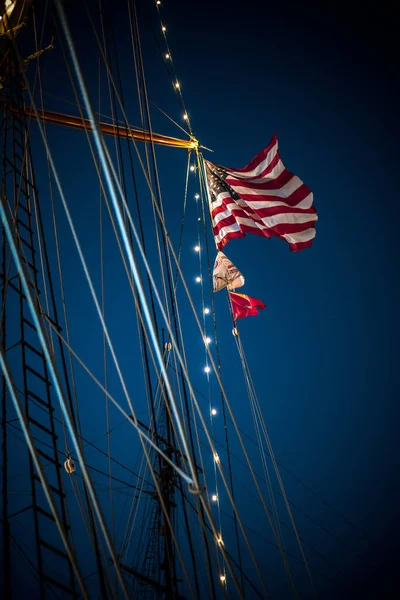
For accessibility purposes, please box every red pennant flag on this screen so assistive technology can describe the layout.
[230,292,266,320]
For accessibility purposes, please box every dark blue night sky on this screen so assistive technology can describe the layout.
[2,0,399,598]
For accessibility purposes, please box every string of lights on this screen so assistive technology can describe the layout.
[154,1,194,137]
[192,171,229,583]
[153,1,231,584]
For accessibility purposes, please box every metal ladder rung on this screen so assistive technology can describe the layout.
[33,473,65,498]
[21,256,38,274]
[43,312,62,332]
[24,279,40,295]
[22,340,44,359]
[28,280,40,294]
[36,448,60,467]
[35,505,70,530]
[43,575,77,596]
[26,389,53,411]
[28,416,57,439]
[14,137,25,151]
[23,317,37,331]
[13,151,24,164]
[40,539,69,560]
[0,277,40,298]
[35,504,56,522]
[16,187,31,202]
[12,124,24,138]
[25,364,50,384]
[17,217,31,232]
[5,158,38,191]
[0,276,26,299]
[12,120,24,136]
[19,235,35,253]
[16,201,30,215]
[18,181,31,203]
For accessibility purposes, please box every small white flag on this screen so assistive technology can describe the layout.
[213,251,245,293]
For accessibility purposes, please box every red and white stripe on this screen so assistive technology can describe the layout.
[206,134,317,252]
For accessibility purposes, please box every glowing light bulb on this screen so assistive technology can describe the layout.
[190,165,195,172]
[205,337,212,346]
[214,453,220,463]
[165,53,170,59]
[204,366,211,374]
[156,0,161,4]
[162,25,166,32]
[194,245,200,252]
[195,276,201,283]
[183,113,188,120]
[195,193,200,199]
[197,217,201,222]
[220,575,226,584]
[203,308,210,315]
[217,536,224,545]
[175,81,180,89]
[211,494,218,502]
[211,408,217,416]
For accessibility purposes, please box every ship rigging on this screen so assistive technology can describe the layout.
[0,1,366,599]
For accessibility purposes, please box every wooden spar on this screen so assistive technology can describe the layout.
[2,103,197,149]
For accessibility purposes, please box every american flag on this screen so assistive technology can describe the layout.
[205,134,317,252]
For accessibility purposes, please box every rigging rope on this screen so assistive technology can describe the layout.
[42,317,195,485]
[10,531,61,599]
[198,164,246,593]
[56,32,288,593]
[2,44,134,598]
[193,183,226,584]
[4,3,354,596]
[235,333,317,597]
[95,54,116,588]
[59,12,276,591]
[52,26,206,593]
[74,1,201,495]
[30,27,108,591]
[32,29,199,600]
[0,345,89,598]
[171,360,367,557]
